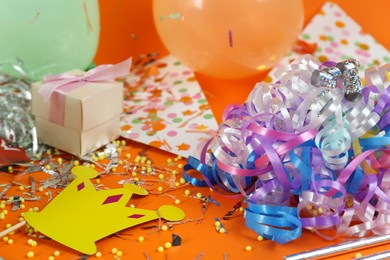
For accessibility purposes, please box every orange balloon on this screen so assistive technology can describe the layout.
[153,0,304,79]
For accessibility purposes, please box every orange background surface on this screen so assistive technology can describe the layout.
[95,0,390,123]
[1,1,390,260]
[94,0,390,258]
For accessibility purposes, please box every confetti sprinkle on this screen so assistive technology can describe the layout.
[228,30,233,47]
[172,233,182,246]
[214,218,228,234]
[27,12,40,24]
[130,33,138,40]
[29,177,36,196]
[164,242,172,249]
[83,0,94,32]
[143,252,152,260]
[11,196,21,211]
[26,251,34,258]
[222,201,242,220]
[160,12,182,21]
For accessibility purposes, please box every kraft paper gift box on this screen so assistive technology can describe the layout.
[31,58,132,156]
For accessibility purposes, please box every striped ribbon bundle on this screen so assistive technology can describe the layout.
[184,55,390,243]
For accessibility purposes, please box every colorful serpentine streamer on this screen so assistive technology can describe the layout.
[184,55,390,244]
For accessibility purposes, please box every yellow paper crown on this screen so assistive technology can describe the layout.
[24,166,185,255]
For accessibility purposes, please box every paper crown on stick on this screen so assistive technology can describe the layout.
[24,166,185,255]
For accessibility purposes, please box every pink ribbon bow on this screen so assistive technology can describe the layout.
[39,58,132,126]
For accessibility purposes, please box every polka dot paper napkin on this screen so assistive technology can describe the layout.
[268,1,390,82]
[120,55,218,158]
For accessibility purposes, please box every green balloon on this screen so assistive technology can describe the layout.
[0,0,100,80]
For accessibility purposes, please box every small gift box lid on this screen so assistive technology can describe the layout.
[31,70,123,132]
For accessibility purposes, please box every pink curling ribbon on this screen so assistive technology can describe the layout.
[39,58,132,126]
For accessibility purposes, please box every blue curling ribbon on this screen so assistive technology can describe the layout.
[246,150,257,169]
[182,156,213,187]
[345,166,364,195]
[289,145,312,194]
[359,134,390,151]
[210,158,240,193]
[184,155,253,192]
[244,202,302,244]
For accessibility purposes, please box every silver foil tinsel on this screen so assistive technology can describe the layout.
[0,70,37,153]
